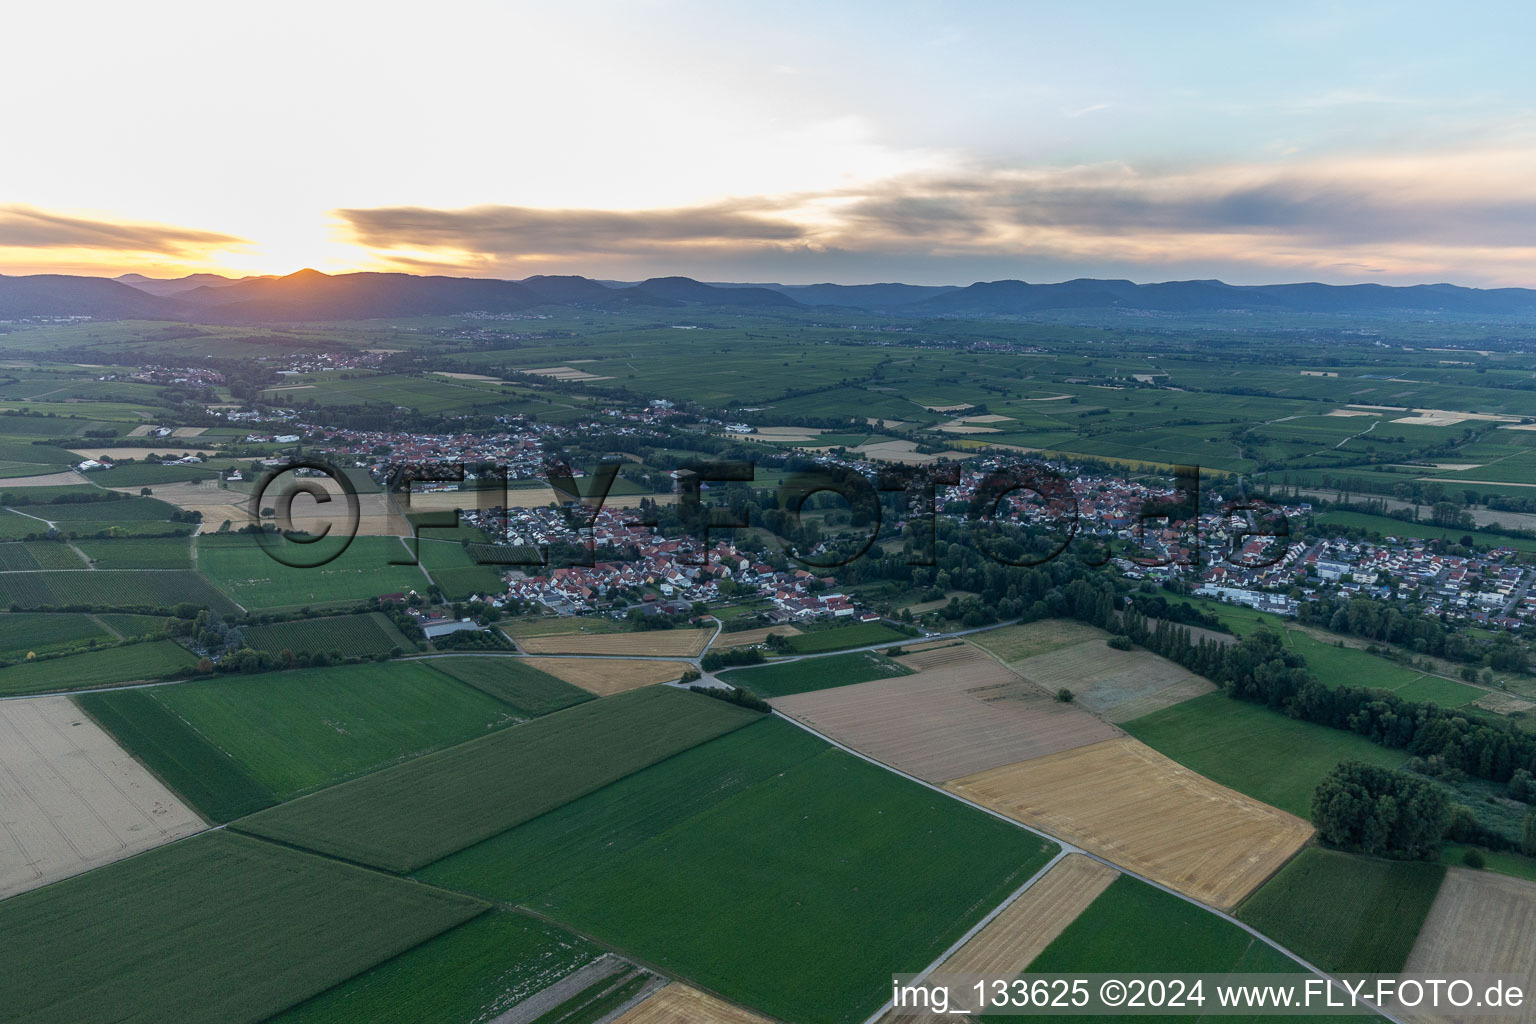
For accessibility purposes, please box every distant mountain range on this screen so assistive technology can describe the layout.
[2,268,1536,322]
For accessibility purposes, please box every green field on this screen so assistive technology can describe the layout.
[0,541,87,570]
[0,639,197,696]
[422,656,593,717]
[236,686,762,872]
[1441,844,1536,882]
[151,661,530,799]
[0,831,484,1024]
[198,534,431,610]
[785,620,907,654]
[269,909,603,1024]
[72,535,193,569]
[34,495,184,522]
[1014,873,1379,1024]
[423,718,1057,1024]
[0,611,111,658]
[240,612,414,658]
[1123,692,1407,817]
[1285,631,1482,705]
[1237,848,1446,973]
[1030,874,1302,976]
[0,569,238,613]
[94,612,173,639]
[428,564,507,600]
[76,689,277,821]
[719,648,913,696]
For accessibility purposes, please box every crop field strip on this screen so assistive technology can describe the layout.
[0,695,205,900]
[420,716,1059,1024]
[783,621,907,654]
[710,624,801,649]
[928,853,1119,981]
[718,649,914,697]
[0,611,113,658]
[420,655,594,716]
[515,627,715,657]
[70,535,193,569]
[0,567,236,613]
[613,984,776,1024]
[947,737,1316,910]
[197,534,431,611]
[240,612,413,659]
[770,643,1122,783]
[0,831,486,1024]
[149,661,530,800]
[0,639,197,696]
[995,637,1215,722]
[0,541,88,570]
[1236,848,1446,974]
[968,619,1111,663]
[1022,873,1358,1006]
[527,657,688,695]
[1122,691,1409,818]
[268,909,608,1024]
[1401,869,1536,1024]
[236,686,762,872]
[76,689,278,822]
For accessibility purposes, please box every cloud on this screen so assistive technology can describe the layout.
[338,202,805,259]
[0,205,246,255]
[329,144,1536,286]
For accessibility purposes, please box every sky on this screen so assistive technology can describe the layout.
[4,0,1536,286]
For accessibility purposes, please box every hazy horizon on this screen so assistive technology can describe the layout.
[5,1,1536,288]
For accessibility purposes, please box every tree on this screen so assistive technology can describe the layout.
[1055,687,1074,703]
[1524,812,1536,858]
[1311,761,1449,860]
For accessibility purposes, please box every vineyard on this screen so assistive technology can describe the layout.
[241,613,414,659]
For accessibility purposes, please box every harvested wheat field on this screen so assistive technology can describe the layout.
[711,625,801,650]
[771,651,1121,783]
[971,620,1109,664]
[613,984,775,1024]
[1008,640,1214,722]
[898,641,989,672]
[0,696,205,899]
[946,853,1119,975]
[530,657,687,695]
[947,737,1313,910]
[1401,869,1536,1024]
[0,470,88,487]
[878,854,1120,1024]
[516,629,714,658]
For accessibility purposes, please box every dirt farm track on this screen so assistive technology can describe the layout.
[0,696,204,899]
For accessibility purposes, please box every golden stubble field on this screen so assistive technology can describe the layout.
[944,853,1119,975]
[770,643,1122,783]
[613,984,774,1024]
[947,737,1314,910]
[530,657,688,695]
[516,629,714,658]
[1402,869,1536,1024]
[0,696,205,899]
[710,625,801,650]
[878,854,1120,1024]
